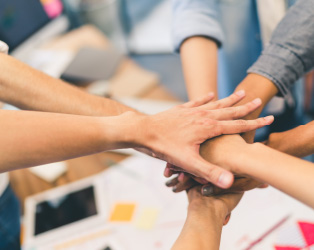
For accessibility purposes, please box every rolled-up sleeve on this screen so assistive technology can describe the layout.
[172,0,224,53]
[248,0,314,106]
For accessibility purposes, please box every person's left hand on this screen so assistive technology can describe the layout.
[187,185,243,225]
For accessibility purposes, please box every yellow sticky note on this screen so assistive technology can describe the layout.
[136,207,159,230]
[109,203,136,222]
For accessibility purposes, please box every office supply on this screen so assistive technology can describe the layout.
[109,203,136,222]
[61,46,123,85]
[29,161,67,183]
[0,0,70,77]
[136,207,159,230]
[0,0,68,60]
[24,174,109,249]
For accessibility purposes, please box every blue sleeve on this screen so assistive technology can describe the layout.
[172,0,224,53]
[247,0,314,106]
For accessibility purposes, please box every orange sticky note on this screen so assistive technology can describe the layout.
[109,203,136,222]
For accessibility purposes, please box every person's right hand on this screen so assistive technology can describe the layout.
[165,170,267,195]
[130,91,273,188]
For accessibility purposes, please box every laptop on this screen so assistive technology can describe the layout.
[0,0,70,76]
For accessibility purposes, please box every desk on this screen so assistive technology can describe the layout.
[8,26,179,210]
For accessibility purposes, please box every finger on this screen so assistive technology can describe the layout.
[173,178,198,193]
[169,165,186,173]
[258,183,269,188]
[178,172,186,182]
[165,176,179,187]
[223,214,231,226]
[186,155,234,189]
[209,98,262,120]
[181,92,215,108]
[216,115,274,134]
[202,177,262,196]
[164,163,175,177]
[192,176,209,185]
[204,90,246,109]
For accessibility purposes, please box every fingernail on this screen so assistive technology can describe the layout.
[199,178,208,184]
[265,115,274,123]
[252,98,262,105]
[218,173,233,188]
[235,90,245,97]
[178,173,185,182]
[202,186,214,196]
[172,186,177,192]
[164,168,170,177]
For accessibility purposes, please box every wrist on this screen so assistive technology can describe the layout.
[188,199,227,225]
[223,140,254,175]
[232,142,265,176]
[100,111,147,149]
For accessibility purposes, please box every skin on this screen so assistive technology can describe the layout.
[164,118,314,195]
[180,37,218,100]
[165,73,279,190]
[264,120,314,158]
[0,95,273,175]
[180,33,279,190]
[0,53,275,178]
[172,186,243,250]
[0,53,133,117]
[199,134,314,209]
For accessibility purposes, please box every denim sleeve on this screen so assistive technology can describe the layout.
[172,0,224,53]
[248,0,314,106]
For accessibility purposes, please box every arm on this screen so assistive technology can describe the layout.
[264,121,314,158]
[200,135,314,208]
[0,53,134,116]
[172,186,242,250]
[180,37,218,100]
[248,0,314,107]
[0,110,132,172]
[0,95,272,177]
[172,0,222,100]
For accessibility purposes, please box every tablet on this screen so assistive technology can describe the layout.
[24,174,108,248]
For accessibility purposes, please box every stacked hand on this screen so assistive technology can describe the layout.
[134,90,273,188]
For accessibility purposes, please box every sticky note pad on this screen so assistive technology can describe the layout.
[136,208,159,230]
[109,203,136,222]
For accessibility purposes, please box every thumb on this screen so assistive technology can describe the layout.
[186,154,234,189]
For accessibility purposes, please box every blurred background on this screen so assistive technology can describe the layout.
[62,0,188,100]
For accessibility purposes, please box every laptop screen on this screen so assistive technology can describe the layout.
[0,0,63,52]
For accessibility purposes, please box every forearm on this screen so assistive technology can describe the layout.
[234,143,314,208]
[232,73,278,142]
[265,121,314,157]
[0,110,139,172]
[172,204,224,250]
[180,37,218,100]
[0,53,134,116]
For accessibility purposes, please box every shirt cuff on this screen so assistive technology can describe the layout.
[247,43,305,107]
[172,11,224,53]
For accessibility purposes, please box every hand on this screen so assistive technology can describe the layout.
[134,91,273,188]
[263,121,314,158]
[165,170,266,195]
[164,134,266,191]
[187,185,243,225]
